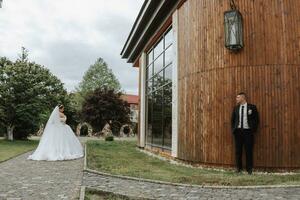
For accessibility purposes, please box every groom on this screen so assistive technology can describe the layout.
[231,92,259,174]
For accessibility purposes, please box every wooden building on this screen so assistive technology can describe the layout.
[121,0,300,170]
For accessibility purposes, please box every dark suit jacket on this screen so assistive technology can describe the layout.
[231,103,259,134]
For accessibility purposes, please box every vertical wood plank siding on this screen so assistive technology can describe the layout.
[176,0,300,169]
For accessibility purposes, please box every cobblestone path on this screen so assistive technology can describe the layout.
[83,171,300,200]
[0,152,83,200]
[1,143,300,200]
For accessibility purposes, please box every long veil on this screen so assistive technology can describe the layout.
[48,106,60,124]
[39,106,60,142]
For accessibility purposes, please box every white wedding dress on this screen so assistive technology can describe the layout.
[28,106,84,161]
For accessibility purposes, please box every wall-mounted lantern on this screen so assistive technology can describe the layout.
[224,0,243,51]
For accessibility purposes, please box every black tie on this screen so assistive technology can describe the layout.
[241,106,244,129]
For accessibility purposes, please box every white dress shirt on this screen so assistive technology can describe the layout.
[238,103,250,129]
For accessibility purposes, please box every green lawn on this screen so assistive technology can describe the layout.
[86,140,300,186]
[0,139,39,162]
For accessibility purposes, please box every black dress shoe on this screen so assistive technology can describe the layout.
[247,170,252,175]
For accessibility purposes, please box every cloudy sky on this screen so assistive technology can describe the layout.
[0,0,143,94]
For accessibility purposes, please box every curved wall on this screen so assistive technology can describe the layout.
[177,0,300,169]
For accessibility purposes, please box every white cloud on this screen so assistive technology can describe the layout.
[0,0,143,94]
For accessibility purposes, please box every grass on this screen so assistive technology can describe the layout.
[85,189,145,200]
[86,140,300,186]
[0,139,39,162]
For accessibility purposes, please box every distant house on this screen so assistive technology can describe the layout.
[121,94,139,123]
[121,0,300,170]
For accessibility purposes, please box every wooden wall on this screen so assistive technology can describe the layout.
[176,0,300,169]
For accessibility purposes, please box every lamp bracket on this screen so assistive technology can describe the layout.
[230,0,237,10]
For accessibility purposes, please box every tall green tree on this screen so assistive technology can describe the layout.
[63,93,81,131]
[77,58,121,103]
[0,48,68,140]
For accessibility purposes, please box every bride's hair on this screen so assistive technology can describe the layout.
[58,104,64,109]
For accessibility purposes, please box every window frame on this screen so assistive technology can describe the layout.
[145,26,173,150]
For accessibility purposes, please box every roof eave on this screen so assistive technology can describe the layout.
[121,0,180,63]
[121,0,158,59]
[120,0,151,56]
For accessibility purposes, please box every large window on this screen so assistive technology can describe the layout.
[146,27,173,149]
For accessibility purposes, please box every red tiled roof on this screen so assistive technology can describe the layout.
[121,94,139,105]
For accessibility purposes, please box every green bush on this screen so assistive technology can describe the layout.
[105,135,114,141]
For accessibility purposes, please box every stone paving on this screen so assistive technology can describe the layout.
[0,152,83,200]
[83,172,300,200]
[1,138,300,200]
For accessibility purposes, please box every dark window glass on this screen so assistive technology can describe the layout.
[163,83,172,105]
[146,68,149,80]
[164,45,173,66]
[145,26,173,150]
[153,71,164,91]
[154,38,163,59]
[147,49,153,65]
[152,90,163,146]
[164,64,172,83]
[147,64,153,80]
[163,84,172,148]
[147,94,153,144]
[164,29,173,48]
[153,54,164,75]
[147,79,152,94]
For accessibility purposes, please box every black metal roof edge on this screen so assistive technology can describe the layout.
[120,0,150,56]
[121,0,180,63]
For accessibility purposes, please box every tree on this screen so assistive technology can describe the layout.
[81,88,130,134]
[63,93,81,131]
[0,48,68,140]
[0,57,13,138]
[77,58,121,104]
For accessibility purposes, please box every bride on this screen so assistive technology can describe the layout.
[28,104,83,161]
